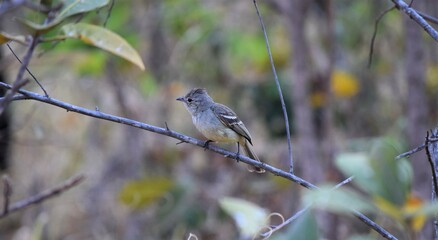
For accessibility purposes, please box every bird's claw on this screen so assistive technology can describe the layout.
[203,140,213,151]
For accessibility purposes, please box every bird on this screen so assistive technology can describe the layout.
[176,88,265,173]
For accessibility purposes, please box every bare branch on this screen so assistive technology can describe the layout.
[396,137,438,160]
[334,176,355,188]
[396,144,426,159]
[425,131,438,196]
[0,81,313,188]
[0,174,85,218]
[426,130,438,240]
[429,129,438,240]
[6,43,49,97]
[0,82,397,239]
[418,11,438,25]
[253,0,294,174]
[390,0,438,42]
[353,211,397,240]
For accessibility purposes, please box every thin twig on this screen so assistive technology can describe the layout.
[0,83,397,239]
[406,0,438,35]
[334,176,355,188]
[390,0,438,42]
[253,0,294,174]
[0,174,85,218]
[6,43,49,97]
[396,144,426,159]
[103,0,115,27]
[418,11,438,25]
[395,137,438,160]
[0,36,39,114]
[368,7,395,68]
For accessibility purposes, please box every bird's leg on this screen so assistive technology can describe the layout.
[203,140,213,151]
[236,142,240,162]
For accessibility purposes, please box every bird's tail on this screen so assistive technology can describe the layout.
[243,140,265,173]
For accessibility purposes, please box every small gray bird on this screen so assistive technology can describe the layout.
[177,88,265,173]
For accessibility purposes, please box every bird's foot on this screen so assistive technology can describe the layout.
[235,152,241,162]
[203,140,213,151]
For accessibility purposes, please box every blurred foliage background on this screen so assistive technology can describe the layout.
[1,0,438,239]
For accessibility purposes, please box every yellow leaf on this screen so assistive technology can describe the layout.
[118,177,173,209]
[0,34,8,44]
[373,196,402,221]
[426,65,438,94]
[331,70,360,98]
[0,32,26,45]
[403,194,426,231]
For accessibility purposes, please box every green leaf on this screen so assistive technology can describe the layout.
[118,177,173,209]
[56,0,110,22]
[348,235,377,240]
[335,152,380,194]
[61,23,145,70]
[302,185,376,214]
[17,0,109,32]
[369,137,412,206]
[336,137,413,207]
[219,197,268,238]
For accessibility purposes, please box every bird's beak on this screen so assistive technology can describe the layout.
[176,97,184,102]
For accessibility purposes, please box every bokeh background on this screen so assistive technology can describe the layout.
[1,0,438,239]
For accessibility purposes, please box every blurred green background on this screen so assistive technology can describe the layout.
[1,0,438,239]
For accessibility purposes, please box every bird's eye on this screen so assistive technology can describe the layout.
[187,98,193,103]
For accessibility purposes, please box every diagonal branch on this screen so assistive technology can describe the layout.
[390,0,438,42]
[0,82,313,189]
[0,174,84,218]
[0,82,397,239]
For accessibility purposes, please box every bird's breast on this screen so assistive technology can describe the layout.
[192,112,240,143]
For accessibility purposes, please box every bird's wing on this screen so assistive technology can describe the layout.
[211,103,253,144]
